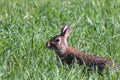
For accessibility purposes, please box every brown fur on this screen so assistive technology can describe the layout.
[46,24,119,71]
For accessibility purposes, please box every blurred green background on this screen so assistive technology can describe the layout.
[0,0,120,79]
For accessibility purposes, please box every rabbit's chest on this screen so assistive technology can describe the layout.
[56,53,82,65]
[60,54,74,64]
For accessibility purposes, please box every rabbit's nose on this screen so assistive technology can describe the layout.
[46,41,50,48]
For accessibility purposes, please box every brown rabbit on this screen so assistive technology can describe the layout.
[46,24,119,71]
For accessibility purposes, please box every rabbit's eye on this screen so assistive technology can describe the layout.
[55,39,60,43]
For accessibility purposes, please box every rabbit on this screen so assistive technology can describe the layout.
[46,24,119,72]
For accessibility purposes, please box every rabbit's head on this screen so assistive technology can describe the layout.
[46,25,71,52]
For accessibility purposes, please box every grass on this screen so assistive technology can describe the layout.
[0,0,120,79]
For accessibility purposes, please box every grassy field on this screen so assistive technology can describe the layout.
[0,0,120,79]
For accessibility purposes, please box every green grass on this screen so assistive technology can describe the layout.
[0,0,120,79]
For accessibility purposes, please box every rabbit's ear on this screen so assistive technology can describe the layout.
[61,24,71,38]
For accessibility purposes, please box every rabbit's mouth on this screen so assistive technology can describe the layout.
[47,45,57,50]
